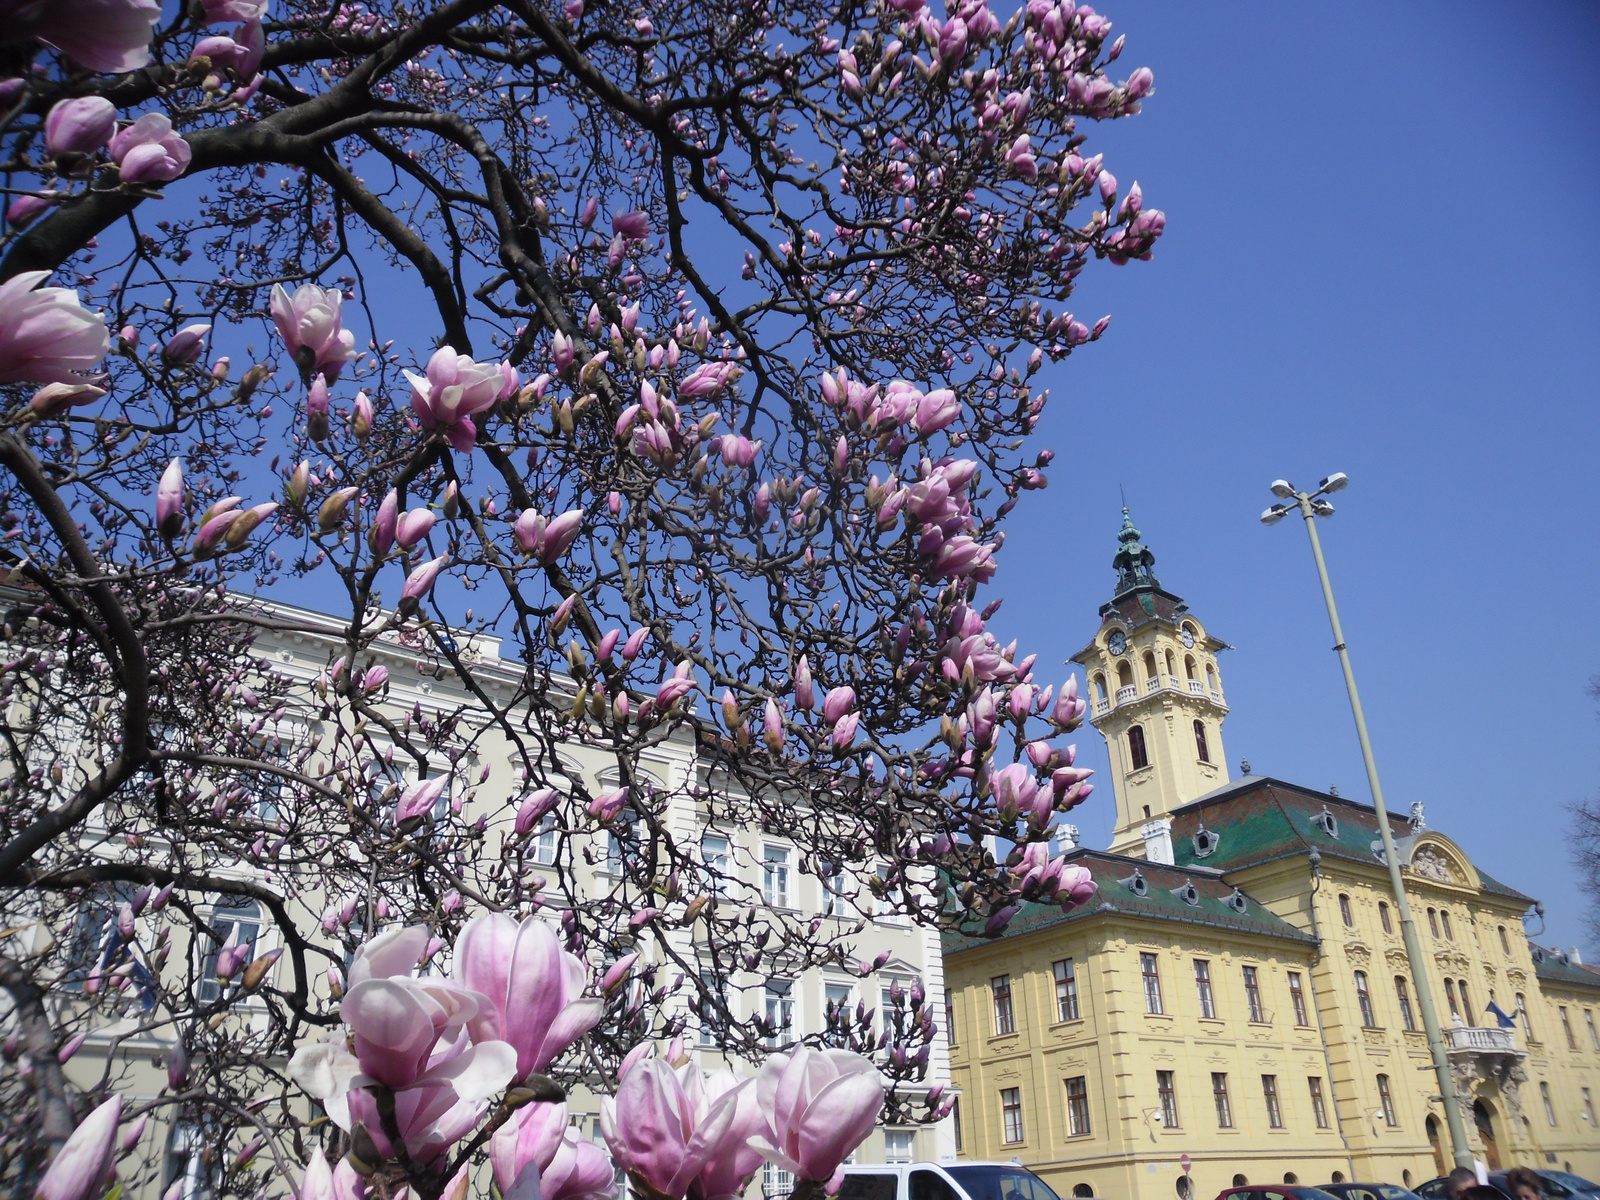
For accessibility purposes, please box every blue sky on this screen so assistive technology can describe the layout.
[991,1,1600,949]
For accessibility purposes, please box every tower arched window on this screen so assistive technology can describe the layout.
[1128,725,1149,771]
[1193,720,1210,763]
[1117,661,1134,689]
[1184,655,1197,680]
[1143,652,1159,687]
[1205,664,1217,692]
[1093,674,1107,702]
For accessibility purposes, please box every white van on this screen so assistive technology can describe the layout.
[839,1162,1068,1200]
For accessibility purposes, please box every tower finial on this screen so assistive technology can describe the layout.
[1111,507,1159,598]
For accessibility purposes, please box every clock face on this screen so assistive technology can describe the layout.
[1180,628,1196,649]
[1108,630,1127,655]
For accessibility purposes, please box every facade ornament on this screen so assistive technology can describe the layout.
[1411,845,1456,883]
[1409,801,1426,831]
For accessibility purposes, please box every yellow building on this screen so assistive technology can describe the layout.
[944,513,1600,1200]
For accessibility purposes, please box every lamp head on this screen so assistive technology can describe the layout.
[1311,499,1335,518]
[1319,472,1349,494]
[1269,479,1295,499]
[1260,506,1287,526]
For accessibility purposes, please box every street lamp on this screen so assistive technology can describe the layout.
[1262,473,1473,1170]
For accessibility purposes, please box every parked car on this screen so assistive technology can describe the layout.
[1212,1187,1345,1200]
[1320,1183,1427,1200]
[840,1162,1065,1200]
[1524,1174,1600,1200]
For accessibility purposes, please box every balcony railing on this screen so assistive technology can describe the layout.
[1147,678,1162,692]
[1445,1025,1518,1053]
[1188,679,1205,695]
[1094,699,1110,715]
[1115,685,1137,705]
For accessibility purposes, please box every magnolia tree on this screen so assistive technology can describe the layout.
[0,0,1165,1194]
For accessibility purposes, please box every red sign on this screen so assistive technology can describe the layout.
[1180,1156,1192,1174]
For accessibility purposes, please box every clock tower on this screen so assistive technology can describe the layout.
[1070,510,1232,856]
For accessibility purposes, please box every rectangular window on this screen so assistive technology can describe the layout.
[953,1098,963,1153]
[884,1131,914,1163]
[762,845,791,909]
[824,982,854,1045]
[945,992,957,1047]
[199,898,262,1003]
[1194,960,1216,1020]
[992,975,1015,1036]
[1054,958,1080,1022]
[1517,993,1532,1039]
[1395,976,1416,1031]
[1288,972,1309,1026]
[532,815,559,866]
[701,833,730,896]
[698,970,728,1046]
[1458,980,1475,1027]
[1541,1081,1557,1126]
[1141,952,1164,1015]
[1443,978,1459,1018]
[1379,901,1393,934]
[1560,1006,1577,1049]
[1000,1088,1024,1144]
[1211,1073,1233,1128]
[1308,1076,1329,1129]
[1440,910,1454,940]
[1376,1074,1397,1126]
[820,861,845,916]
[1262,1075,1283,1128]
[764,979,794,1048]
[1355,970,1377,1027]
[762,1162,794,1200]
[1587,1010,1600,1052]
[1129,725,1149,770]
[1243,965,1265,1023]
[875,863,907,925]
[1339,894,1353,927]
[1427,908,1439,938]
[1065,1076,1091,1137]
[1583,1088,1595,1126]
[1157,1070,1179,1129]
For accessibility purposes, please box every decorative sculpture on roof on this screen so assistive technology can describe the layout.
[1409,801,1426,831]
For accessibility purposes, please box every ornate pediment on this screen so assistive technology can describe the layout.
[1386,948,1411,969]
[1344,941,1373,966]
[1411,845,1459,884]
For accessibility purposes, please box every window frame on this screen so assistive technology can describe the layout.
[1065,1076,1091,1137]
[1157,1070,1180,1129]
[1243,964,1266,1023]
[1141,952,1164,1015]
[1193,719,1210,764]
[1560,1006,1577,1049]
[1338,893,1353,927]
[1261,1074,1283,1129]
[701,832,731,896]
[763,978,795,1048]
[1053,958,1081,1022]
[1540,1080,1557,1127]
[1211,1072,1233,1129]
[1439,909,1454,941]
[762,843,792,909]
[1287,972,1309,1027]
[991,974,1016,1036]
[1194,959,1216,1020]
[1586,1009,1599,1052]
[1000,1087,1025,1145]
[1308,1076,1329,1129]
[1379,902,1393,935]
[1395,975,1416,1031]
[1354,970,1377,1028]
[1376,1073,1398,1127]
[1128,723,1149,771]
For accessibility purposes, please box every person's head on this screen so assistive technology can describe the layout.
[1445,1169,1480,1200]
[1503,1169,1544,1200]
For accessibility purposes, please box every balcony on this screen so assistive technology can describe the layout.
[1447,1025,1518,1053]
[1094,699,1110,715]
[1187,679,1205,695]
[1115,685,1137,705]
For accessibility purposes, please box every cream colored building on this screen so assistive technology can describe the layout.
[944,514,1600,1200]
[5,596,953,1197]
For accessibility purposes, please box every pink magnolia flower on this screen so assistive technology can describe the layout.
[34,1093,121,1200]
[676,360,740,398]
[286,927,518,1166]
[270,283,359,383]
[405,348,506,453]
[201,0,267,22]
[29,380,105,418]
[5,0,161,73]
[45,96,116,155]
[395,776,446,826]
[371,489,399,556]
[396,507,435,551]
[601,1052,766,1200]
[400,555,448,611]
[750,1048,883,1188]
[0,270,109,385]
[453,912,604,1082]
[110,113,191,184]
[295,1148,366,1200]
[494,1103,614,1200]
[821,686,855,725]
[611,210,649,239]
[161,323,210,364]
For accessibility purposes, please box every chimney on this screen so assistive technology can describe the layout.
[1572,947,1584,966]
[1141,818,1175,866]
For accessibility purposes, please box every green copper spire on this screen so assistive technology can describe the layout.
[1111,506,1160,598]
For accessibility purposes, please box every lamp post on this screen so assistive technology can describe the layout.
[1261,473,1473,1169]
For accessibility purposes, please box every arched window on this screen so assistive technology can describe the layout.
[1440,910,1454,941]
[1117,661,1134,689]
[1128,725,1149,771]
[1426,907,1439,938]
[1193,720,1210,763]
[1143,652,1159,687]
[1354,970,1376,1026]
[1379,901,1392,934]
[1184,655,1197,680]
[1498,925,1510,955]
[1093,674,1107,702]
[1165,649,1176,678]
[1338,894,1353,926]
[1073,1187,1095,1198]
[1205,664,1217,692]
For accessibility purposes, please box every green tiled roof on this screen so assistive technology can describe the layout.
[1531,945,1600,993]
[1166,778,1533,903]
[942,848,1316,957]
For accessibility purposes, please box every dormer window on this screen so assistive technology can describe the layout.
[1192,826,1219,859]
[1172,881,1201,907]
[1123,870,1149,898]
[1311,807,1338,839]
[1224,888,1249,915]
